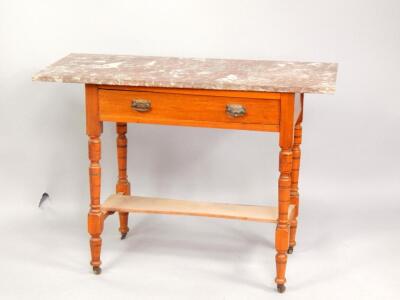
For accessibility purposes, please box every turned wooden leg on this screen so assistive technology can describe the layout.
[88,135,103,274]
[275,93,295,293]
[275,148,293,292]
[288,121,302,254]
[86,84,104,274]
[116,123,130,240]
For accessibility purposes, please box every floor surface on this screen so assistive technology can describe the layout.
[1,190,398,300]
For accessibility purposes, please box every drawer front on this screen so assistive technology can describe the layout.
[98,89,280,131]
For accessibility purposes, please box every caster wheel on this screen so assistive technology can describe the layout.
[93,266,102,275]
[277,284,286,293]
[121,233,127,240]
[287,246,294,254]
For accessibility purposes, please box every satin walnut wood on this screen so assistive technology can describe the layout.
[98,88,280,132]
[34,54,337,294]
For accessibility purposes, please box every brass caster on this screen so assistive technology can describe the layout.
[121,233,127,240]
[93,266,102,275]
[287,246,294,254]
[277,284,286,293]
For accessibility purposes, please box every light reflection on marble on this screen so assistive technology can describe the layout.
[33,53,338,94]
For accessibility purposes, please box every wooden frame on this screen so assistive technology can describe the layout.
[85,84,303,292]
[98,87,281,131]
[102,195,296,223]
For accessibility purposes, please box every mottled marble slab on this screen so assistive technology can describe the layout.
[33,53,338,94]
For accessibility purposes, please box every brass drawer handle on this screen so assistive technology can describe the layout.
[226,104,246,117]
[131,99,151,112]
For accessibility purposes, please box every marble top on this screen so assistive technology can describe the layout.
[33,53,338,94]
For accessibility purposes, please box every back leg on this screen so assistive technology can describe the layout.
[116,123,130,239]
[289,98,303,254]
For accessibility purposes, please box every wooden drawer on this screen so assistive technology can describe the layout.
[98,88,280,131]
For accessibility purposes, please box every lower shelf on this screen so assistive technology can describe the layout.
[102,194,294,223]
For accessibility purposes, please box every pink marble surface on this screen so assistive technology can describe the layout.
[33,53,338,94]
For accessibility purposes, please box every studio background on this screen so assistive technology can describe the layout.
[0,0,399,299]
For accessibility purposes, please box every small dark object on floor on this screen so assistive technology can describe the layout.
[93,266,101,275]
[277,284,286,293]
[287,246,294,254]
[39,193,50,208]
[121,233,127,240]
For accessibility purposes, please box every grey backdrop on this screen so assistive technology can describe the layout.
[0,0,399,299]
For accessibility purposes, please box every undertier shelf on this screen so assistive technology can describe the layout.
[102,194,295,223]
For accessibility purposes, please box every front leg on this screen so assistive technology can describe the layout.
[86,84,104,274]
[88,135,103,274]
[275,147,293,292]
[275,93,295,293]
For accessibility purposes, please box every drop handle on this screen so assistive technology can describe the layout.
[226,104,246,117]
[131,99,151,112]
